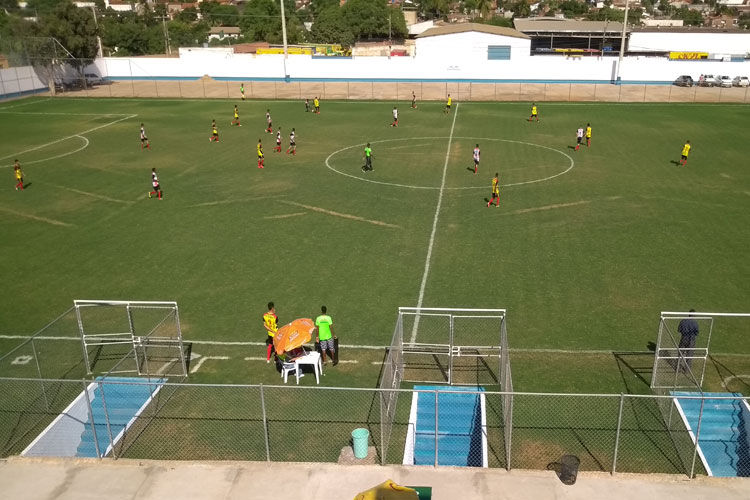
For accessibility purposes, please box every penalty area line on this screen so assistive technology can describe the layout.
[409,102,459,345]
[0,206,73,227]
[48,184,133,205]
[279,200,401,229]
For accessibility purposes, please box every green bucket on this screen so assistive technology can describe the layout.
[351,428,369,459]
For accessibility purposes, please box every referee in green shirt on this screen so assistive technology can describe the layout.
[362,143,373,172]
[315,306,337,366]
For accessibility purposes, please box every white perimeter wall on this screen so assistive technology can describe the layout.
[415,32,531,61]
[89,52,750,84]
[0,66,47,97]
[629,32,750,54]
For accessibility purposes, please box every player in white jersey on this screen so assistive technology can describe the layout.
[575,126,584,151]
[390,107,398,127]
[286,128,296,155]
[148,168,162,199]
[473,144,480,175]
[265,110,272,134]
[140,123,150,150]
[274,127,282,152]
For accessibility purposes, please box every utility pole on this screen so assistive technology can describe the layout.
[615,0,629,84]
[161,15,171,56]
[91,6,103,58]
[280,0,289,78]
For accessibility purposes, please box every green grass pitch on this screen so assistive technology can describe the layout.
[1,96,750,396]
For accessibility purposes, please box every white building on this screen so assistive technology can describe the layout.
[208,27,241,42]
[415,23,531,61]
[629,28,750,55]
[105,0,133,12]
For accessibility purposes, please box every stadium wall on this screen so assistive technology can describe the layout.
[0,66,48,100]
[628,31,750,55]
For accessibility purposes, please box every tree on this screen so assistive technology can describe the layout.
[559,0,589,17]
[240,0,280,42]
[26,0,68,15]
[511,0,531,17]
[342,0,407,40]
[177,7,199,23]
[168,20,209,48]
[39,2,99,60]
[310,5,354,46]
[672,6,703,25]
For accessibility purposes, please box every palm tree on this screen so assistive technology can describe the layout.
[476,0,493,18]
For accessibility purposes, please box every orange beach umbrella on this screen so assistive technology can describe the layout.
[273,318,315,354]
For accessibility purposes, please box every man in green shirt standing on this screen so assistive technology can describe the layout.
[362,143,373,172]
[315,305,337,366]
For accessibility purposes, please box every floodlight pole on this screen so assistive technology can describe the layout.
[91,7,104,59]
[280,0,289,79]
[615,0,629,85]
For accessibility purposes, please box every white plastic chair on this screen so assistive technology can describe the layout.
[281,361,298,384]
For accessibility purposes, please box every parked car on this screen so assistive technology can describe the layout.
[733,76,750,87]
[673,75,693,87]
[84,73,102,86]
[718,75,733,88]
[698,74,718,87]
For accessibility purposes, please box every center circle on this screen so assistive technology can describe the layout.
[325,136,575,190]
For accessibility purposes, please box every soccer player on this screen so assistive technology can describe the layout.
[274,127,282,153]
[262,302,278,363]
[305,98,310,112]
[257,139,265,168]
[445,94,452,114]
[265,110,273,134]
[487,173,500,207]
[313,96,320,114]
[231,105,241,127]
[473,144,480,175]
[586,123,592,148]
[529,104,539,122]
[210,120,219,142]
[13,160,23,191]
[140,123,150,150]
[390,106,398,127]
[680,140,691,166]
[575,126,584,151]
[240,83,245,101]
[286,128,296,155]
[362,143,373,172]
[411,91,417,109]
[314,306,337,366]
[148,168,162,200]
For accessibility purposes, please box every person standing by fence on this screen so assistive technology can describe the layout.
[314,306,337,366]
[678,309,700,373]
[263,302,278,363]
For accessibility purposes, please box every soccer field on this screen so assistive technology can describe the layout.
[1,96,750,394]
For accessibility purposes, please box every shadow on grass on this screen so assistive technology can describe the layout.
[708,355,750,393]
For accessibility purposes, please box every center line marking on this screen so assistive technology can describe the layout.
[409,103,459,345]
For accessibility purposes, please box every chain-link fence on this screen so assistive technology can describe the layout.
[2,376,743,477]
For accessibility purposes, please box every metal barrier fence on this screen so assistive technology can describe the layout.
[1,376,740,477]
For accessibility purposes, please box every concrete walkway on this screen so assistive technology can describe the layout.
[2,457,750,500]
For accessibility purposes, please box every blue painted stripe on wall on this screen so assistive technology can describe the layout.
[105,76,674,85]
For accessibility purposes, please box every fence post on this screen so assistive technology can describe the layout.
[97,381,117,459]
[260,384,271,462]
[506,390,513,471]
[434,390,439,467]
[31,338,50,410]
[690,396,706,478]
[612,393,625,474]
[82,379,102,460]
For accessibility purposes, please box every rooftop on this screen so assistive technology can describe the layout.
[416,23,530,40]
[514,17,625,33]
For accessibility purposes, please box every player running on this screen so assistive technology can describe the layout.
[575,126,584,151]
[140,123,150,150]
[240,83,245,101]
[231,105,241,127]
[286,128,296,155]
[257,139,265,169]
[362,143,373,172]
[445,94,452,114]
[314,97,320,114]
[274,127,282,153]
[679,140,691,166]
[390,107,398,127]
[13,159,24,191]
[487,173,500,207]
[473,144,480,175]
[411,91,417,109]
[586,123,592,148]
[148,168,162,200]
[210,120,219,142]
[529,103,539,122]
[265,110,273,134]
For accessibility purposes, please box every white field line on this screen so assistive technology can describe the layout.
[0,207,73,227]
[0,136,90,169]
[409,103,459,345]
[0,111,133,116]
[155,358,179,375]
[243,356,358,364]
[279,200,401,229]
[49,183,133,204]
[0,98,52,111]
[1,334,749,357]
[0,114,137,162]
[189,355,229,373]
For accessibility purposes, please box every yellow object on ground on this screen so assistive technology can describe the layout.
[353,479,419,500]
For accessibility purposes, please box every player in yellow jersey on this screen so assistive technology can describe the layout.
[262,302,278,363]
[529,104,539,122]
[209,120,219,142]
[586,123,592,148]
[257,139,264,169]
[487,173,500,207]
[445,94,452,114]
[14,159,24,191]
[680,140,691,166]
[314,96,320,114]
[231,105,241,127]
